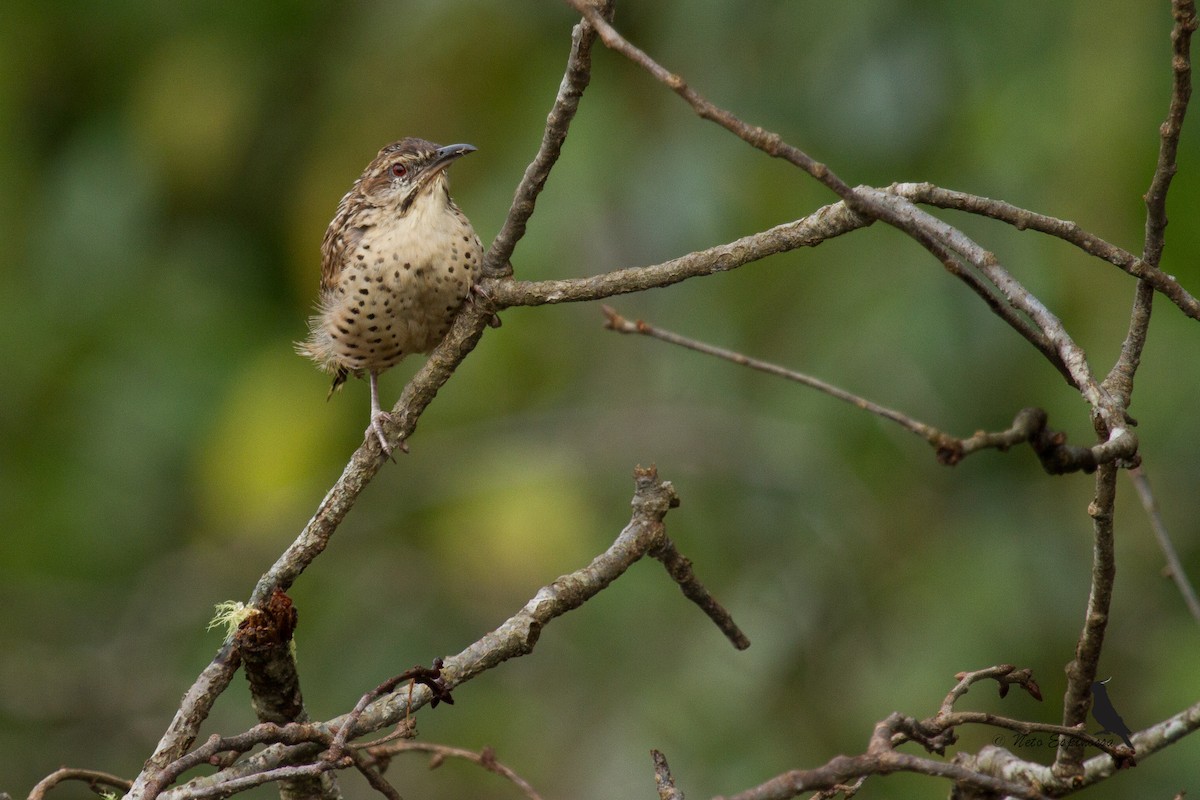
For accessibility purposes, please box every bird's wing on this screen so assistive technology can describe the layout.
[319,192,369,292]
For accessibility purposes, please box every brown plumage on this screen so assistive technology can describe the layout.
[297,138,483,454]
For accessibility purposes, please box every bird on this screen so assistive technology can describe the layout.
[1090,678,1135,752]
[297,138,483,455]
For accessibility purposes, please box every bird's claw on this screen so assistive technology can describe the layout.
[367,412,408,460]
[468,282,502,328]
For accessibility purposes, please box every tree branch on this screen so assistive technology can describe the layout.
[125,15,608,796]
[1108,0,1197,407]
[29,769,132,800]
[1129,465,1200,623]
[154,467,742,800]
[893,182,1200,323]
[603,307,1137,473]
[1054,463,1119,777]
[485,2,610,276]
[361,742,543,800]
[485,201,868,307]
[651,750,685,800]
[563,0,1147,433]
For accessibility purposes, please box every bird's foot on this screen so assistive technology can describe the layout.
[366,411,408,459]
[468,282,502,328]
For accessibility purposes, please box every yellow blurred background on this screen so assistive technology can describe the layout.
[2,2,1199,798]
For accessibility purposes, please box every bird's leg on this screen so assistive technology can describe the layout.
[366,372,406,456]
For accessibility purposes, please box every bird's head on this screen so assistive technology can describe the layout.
[360,138,476,214]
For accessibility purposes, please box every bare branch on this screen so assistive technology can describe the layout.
[894,182,1200,322]
[169,764,339,800]
[485,202,868,307]
[1054,3,1197,777]
[485,2,610,276]
[602,304,953,448]
[977,696,1200,792]
[1145,0,1197,266]
[144,724,336,800]
[648,532,749,650]
[231,589,339,800]
[1129,465,1200,623]
[714,717,1050,800]
[563,0,1145,434]
[861,189,1121,420]
[1055,463,1120,777]
[603,308,1136,473]
[651,750,684,800]
[156,468,742,799]
[711,665,1143,800]
[1108,0,1197,407]
[128,12,609,793]
[108,7,1196,800]
[128,643,241,797]
[329,660,453,758]
[362,742,543,800]
[938,665,1042,716]
[29,769,132,800]
[236,590,304,726]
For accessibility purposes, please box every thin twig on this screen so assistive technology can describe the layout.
[168,763,340,800]
[649,533,750,650]
[938,665,1043,717]
[651,750,685,800]
[925,666,1127,765]
[860,188,1119,421]
[485,2,610,276]
[28,769,132,800]
[1108,0,1197,406]
[1055,463,1120,777]
[812,778,866,800]
[937,711,1128,763]
[329,661,452,758]
[340,748,401,800]
[1145,0,1196,267]
[603,307,1136,473]
[1129,465,1200,623]
[485,202,869,307]
[893,183,1200,323]
[602,305,949,446]
[362,742,543,800]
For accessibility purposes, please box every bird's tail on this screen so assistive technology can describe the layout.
[327,367,349,401]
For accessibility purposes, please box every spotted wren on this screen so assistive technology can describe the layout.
[297,138,483,455]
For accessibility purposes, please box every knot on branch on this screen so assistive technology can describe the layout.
[882,712,959,756]
[1029,419,1140,475]
[632,464,681,518]
[937,408,1140,474]
[235,588,298,652]
[234,589,305,728]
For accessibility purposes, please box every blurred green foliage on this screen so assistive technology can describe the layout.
[2,1,1199,798]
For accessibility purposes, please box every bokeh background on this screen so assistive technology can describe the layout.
[3,1,1200,798]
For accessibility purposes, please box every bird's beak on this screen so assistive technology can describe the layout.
[403,143,477,213]
[430,143,477,172]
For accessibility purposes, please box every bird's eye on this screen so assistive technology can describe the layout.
[391,163,408,178]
